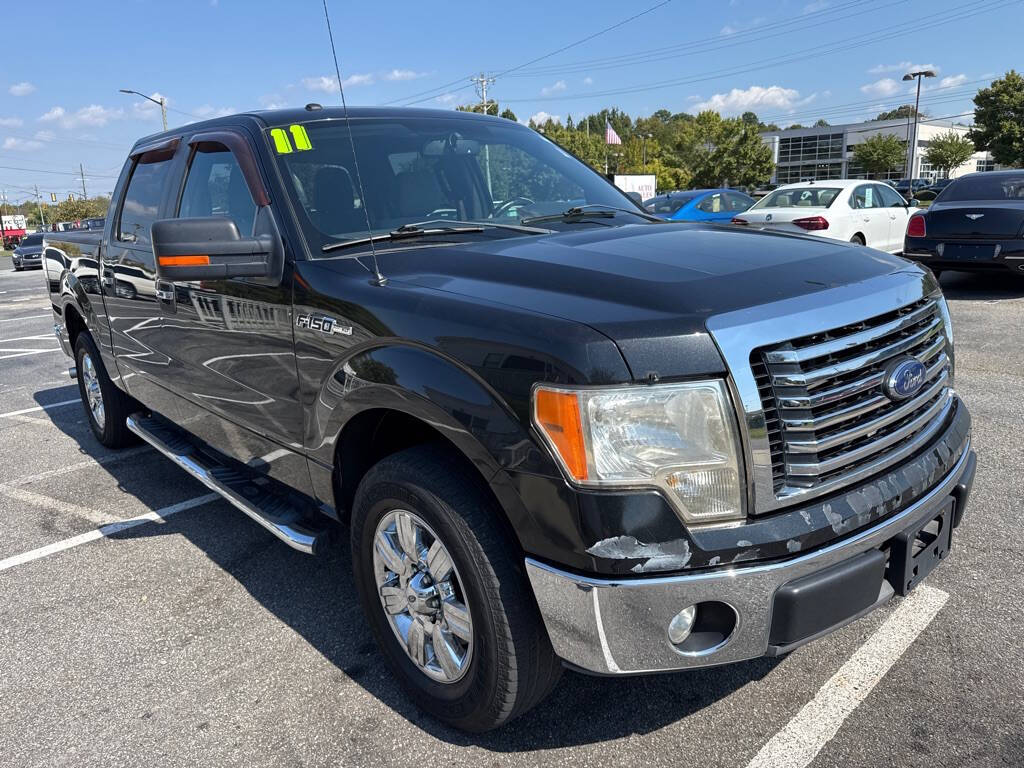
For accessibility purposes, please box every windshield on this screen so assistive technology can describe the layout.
[752,187,841,209]
[939,174,1024,202]
[268,116,644,254]
[22,234,43,246]
[644,193,698,214]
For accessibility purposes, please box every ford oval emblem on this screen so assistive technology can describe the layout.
[884,357,926,401]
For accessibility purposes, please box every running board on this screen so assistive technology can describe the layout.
[126,413,328,555]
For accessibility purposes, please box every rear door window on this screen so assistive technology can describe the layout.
[178,143,257,234]
[118,152,175,246]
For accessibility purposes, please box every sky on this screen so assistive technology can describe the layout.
[0,0,1020,206]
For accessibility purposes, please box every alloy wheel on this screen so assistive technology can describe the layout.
[372,509,473,683]
[81,353,105,430]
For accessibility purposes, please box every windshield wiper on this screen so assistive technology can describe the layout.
[322,223,485,253]
[520,204,663,226]
[402,218,555,235]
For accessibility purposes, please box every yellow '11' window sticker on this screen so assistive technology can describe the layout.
[271,125,313,154]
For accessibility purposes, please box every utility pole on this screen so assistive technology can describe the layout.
[471,73,496,196]
[34,185,46,229]
[901,70,936,185]
[79,164,88,200]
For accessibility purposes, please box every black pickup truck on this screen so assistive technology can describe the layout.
[43,107,975,731]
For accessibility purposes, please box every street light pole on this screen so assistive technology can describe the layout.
[901,70,936,182]
[119,88,168,131]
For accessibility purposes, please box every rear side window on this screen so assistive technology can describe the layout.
[940,174,1024,201]
[118,152,174,246]
[179,144,257,235]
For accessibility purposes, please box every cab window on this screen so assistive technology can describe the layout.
[118,151,175,246]
[179,143,257,234]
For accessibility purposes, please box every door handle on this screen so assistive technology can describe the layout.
[101,268,115,288]
[863,217,871,222]
[154,280,175,302]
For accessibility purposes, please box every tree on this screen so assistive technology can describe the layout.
[924,130,975,178]
[814,118,831,127]
[874,105,923,121]
[499,107,517,122]
[852,134,906,177]
[970,70,1024,167]
[457,102,498,116]
[740,111,760,128]
[676,111,774,188]
[50,196,108,224]
[787,123,804,130]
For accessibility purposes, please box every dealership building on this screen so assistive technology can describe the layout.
[760,118,995,185]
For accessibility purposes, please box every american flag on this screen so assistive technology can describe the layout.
[605,120,622,145]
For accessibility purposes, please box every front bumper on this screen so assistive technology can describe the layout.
[527,440,975,675]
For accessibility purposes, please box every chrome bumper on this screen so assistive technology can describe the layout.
[53,322,72,358]
[526,442,973,675]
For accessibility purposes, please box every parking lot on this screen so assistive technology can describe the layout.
[0,252,1021,767]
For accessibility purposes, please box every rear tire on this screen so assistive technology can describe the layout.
[74,333,138,448]
[849,234,865,246]
[350,445,562,731]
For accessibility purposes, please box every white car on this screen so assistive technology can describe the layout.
[731,179,914,253]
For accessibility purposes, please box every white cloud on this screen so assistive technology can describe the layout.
[436,93,459,105]
[939,74,967,88]
[720,17,764,35]
[860,78,903,97]
[9,82,35,96]
[302,74,373,92]
[2,137,43,152]
[192,105,236,119]
[131,92,168,120]
[803,0,829,11]
[259,94,287,109]
[868,61,938,75]
[0,117,23,127]
[690,85,811,115]
[540,80,567,96]
[384,69,428,81]
[528,111,561,125]
[39,104,124,128]
[583,76,593,86]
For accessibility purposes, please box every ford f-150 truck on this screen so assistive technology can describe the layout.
[42,107,975,732]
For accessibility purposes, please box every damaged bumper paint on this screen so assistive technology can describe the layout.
[526,413,975,674]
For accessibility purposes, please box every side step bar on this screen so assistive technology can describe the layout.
[126,413,328,555]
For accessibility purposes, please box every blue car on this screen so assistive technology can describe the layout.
[643,188,755,222]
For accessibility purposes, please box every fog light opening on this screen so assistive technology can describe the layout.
[667,601,738,656]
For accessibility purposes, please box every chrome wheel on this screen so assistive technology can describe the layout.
[81,352,105,430]
[372,509,473,683]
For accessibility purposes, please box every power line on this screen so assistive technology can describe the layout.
[499,0,1016,103]
[0,163,119,179]
[387,0,675,107]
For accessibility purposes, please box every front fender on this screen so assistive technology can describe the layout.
[304,341,563,552]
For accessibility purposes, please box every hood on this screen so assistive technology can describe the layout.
[329,223,914,378]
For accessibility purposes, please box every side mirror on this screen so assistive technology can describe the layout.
[152,215,281,282]
[626,191,643,205]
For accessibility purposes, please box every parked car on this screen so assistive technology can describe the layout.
[43,107,973,731]
[731,179,915,252]
[84,217,106,231]
[893,178,931,200]
[903,169,1024,278]
[11,232,43,271]
[644,188,754,222]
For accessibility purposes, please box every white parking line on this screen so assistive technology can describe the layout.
[0,314,50,323]
[0,399,79,419]
[0,348,60,360]
[0,493,220,573]
[746,585,949,768]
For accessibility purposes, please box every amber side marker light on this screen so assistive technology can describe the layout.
[158,254,210,266]
[534,388,588,481]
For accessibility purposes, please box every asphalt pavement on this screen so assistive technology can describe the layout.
[0,251,1021,767]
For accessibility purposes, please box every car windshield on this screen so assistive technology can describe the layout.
[22,234,43,246]
[752,187,841,209]
[267,115,647,254]
[939,174,1024,202]
[644,193,698,214]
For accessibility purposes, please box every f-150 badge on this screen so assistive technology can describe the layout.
[296,314,352,336]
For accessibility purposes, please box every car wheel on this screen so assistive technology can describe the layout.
[849,234,865,246]
[74,333,138,448]
[350,444,562,732]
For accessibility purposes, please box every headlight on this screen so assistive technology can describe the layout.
[532,381,745,525]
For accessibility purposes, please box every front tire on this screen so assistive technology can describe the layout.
[350,445,561,731]
[75,333,137,448]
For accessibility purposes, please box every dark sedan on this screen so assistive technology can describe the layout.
[11,232,44,271]
[904,170,1024,278]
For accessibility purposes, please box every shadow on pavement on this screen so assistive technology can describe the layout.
[938,270,1024,301]
[32,388,782,749]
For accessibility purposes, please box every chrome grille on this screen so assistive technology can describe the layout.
[753,298,953,496]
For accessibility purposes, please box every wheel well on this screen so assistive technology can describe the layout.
[64,305,86,350]
[851,232,866,244]
[335,408,495,521]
